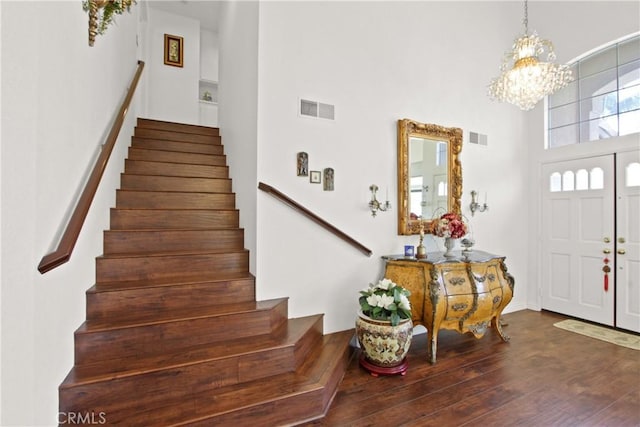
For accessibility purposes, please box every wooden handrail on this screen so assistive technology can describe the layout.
[258,182,372,257]
[38,60,145,274]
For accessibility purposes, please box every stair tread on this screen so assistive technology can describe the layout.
[88,272,254,293]
[78,297,288,333]
[61,315,324,387]
[97,248,248,260]
[121,173,231,181]
[136,330,353,425]
[137,118,219,136]
[112,207,239,212]
[130,146,226,156]
[104,227,242,233]
[117,189,235,195]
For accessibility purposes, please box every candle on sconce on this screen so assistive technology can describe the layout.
[484,192,487,204]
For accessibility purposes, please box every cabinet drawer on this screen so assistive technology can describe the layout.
[445,295,474,320]
[469,262,502,293]
[440,267,472,295]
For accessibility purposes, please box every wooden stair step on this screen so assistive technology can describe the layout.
[60,315,323,405]
[137,118,219,137]
[103,228,244,255]
[96,249,249,283]
[127,147,227,166]
[110,208,240,230]
[135,127,217,144]
[116,189,235,209]
[64,329,354,426]
[73,298,289,366]
[132,137,224,155]
[86,273,256,321]
[120,174,232,193]
[124,159,229,179]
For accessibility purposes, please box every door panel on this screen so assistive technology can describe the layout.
[615,150,640,332]
[541,156,615,325]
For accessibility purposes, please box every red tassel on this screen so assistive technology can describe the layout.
[604,274,609,292]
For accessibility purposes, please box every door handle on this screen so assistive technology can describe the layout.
[618,249,626,255]
[603,249,611,254]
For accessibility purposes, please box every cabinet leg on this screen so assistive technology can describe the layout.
[427,329,438,364]
[493,315,510,342]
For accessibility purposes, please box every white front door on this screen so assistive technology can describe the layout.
[615,150,640,333]
[541,155,615,325]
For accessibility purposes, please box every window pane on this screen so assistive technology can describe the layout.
[549,124,579,148]
[563,171,575,191]
[549,79,579,108]
[590,168,604,189]
[580,91,617,122]
[546,35,640,149]
[576,169,589,190]
[619,37,640,65]
[438,182,447,196]
[436,142,447,166]
[619,109,640,136]
[619,60,640,89]
[627,163,640,187]
[550,172,562,192]
[618,85,640,113]
[581,116,618,141]
[549,101,579,129]
[580,68,618,98]
[579,46,617,78]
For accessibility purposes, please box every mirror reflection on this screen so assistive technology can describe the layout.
[409,137,449,220]
[397,119,463,235]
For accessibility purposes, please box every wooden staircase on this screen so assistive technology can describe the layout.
[59,118,354,426]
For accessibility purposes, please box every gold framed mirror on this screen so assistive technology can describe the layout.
[397,119,463,235]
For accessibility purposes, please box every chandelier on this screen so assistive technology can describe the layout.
[488,0,573,110]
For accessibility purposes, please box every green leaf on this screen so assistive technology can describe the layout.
[390,312,400,326]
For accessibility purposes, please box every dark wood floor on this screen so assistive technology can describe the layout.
[302,309,640,426]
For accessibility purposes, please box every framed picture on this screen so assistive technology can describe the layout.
[323,168,334,191]
[310,171,321,184]
[164,34,184,67]
[297,152,308,176]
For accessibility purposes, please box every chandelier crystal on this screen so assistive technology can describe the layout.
[488,0,573,110]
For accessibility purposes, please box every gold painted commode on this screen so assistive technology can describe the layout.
[382,250,515,364]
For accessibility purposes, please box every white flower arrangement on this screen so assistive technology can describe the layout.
[359,278,412,326]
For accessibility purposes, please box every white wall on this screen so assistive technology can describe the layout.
[199,28,219,127]
[218,1,260,274]
[253,1,640,334]
[255,1,530,333]
[0,1,139,425]
[143,7,200,125]
[200,28,219,82]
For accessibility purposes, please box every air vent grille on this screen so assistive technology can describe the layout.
[300,99,335,120]
[469,131,488,146]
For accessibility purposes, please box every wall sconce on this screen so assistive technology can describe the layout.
[369,184,391,217]
[469,190,488,216]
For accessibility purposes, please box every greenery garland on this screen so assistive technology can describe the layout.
[82,0,135,36]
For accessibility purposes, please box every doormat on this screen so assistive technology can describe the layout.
[553,319,640,350]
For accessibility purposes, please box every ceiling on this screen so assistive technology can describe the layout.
[147,1,220,32]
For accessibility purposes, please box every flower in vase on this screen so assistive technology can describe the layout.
[429,212,467,239]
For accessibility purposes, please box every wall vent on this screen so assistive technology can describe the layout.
[300,99,335,120]
[469,131,488,146]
